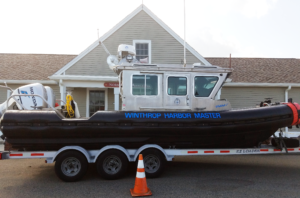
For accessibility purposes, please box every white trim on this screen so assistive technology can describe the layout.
[52,4,210,76]
[59,81,66,105]
[63,81,105,88]
[133,40,152,64]
[49,75,118,82]
[0,80,57,85]
[224,82,300,87]
[86,88,108,117]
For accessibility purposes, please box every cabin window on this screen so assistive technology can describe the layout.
[133,40,151,63]
[89,90,105,116]
[168,77,187,95]
[194,76,219,97]
[132,75,158,95]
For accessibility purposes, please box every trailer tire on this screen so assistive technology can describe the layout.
[141,149,166,178]
[55,151,88,182]
[96,150,128,180]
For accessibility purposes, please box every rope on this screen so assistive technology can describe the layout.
[66,94,74,118]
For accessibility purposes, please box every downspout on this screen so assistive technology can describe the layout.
[285,85,292,135]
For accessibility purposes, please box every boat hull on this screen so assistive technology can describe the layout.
[0,105,294,150]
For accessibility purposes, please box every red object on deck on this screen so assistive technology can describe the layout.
[55,102,59,107]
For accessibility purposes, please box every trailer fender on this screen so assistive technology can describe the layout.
[133,144,173,161]
[50,146,91,163]
[92,145,131,163]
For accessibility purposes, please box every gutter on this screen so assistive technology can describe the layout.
[224,82,300,87]
[49,75,118,82]
[285,85,292,134]
[0,80,57,85]
[285,85,292,102]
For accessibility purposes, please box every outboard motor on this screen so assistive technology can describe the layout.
[0,83,55,117]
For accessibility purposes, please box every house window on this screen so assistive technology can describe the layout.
[132,75,158,95]
[133,40,151,64]
[89,90,105,116]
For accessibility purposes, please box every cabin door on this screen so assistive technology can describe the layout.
[164,74,191,110]
[129,73,163,110]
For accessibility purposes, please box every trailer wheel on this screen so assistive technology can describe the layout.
[55,151,88,182]
[96,150,128,180]
[141,149,166,178]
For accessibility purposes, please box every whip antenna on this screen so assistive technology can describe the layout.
[183,0,186,67]
[96,29,118,69]
[97,29,111,56]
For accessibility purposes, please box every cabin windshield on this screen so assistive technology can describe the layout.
[132,75,158,95]
[194,76,218,97]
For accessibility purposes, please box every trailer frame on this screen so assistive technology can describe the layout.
[1,144,299,181]
[1,144,299,162]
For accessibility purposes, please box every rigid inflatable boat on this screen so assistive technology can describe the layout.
[1,44,300,150]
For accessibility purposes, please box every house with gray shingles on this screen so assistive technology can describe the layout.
[1,5,300,135]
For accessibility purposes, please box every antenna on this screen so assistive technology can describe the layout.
[183,0,186,67]
[96,29,116,70]
[97,29,111,56]
[229,53,231,68]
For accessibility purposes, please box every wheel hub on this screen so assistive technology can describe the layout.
[61,157,81,177]
[103,155,122,175]
[144,154,160,173]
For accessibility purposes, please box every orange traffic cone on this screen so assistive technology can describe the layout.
[130,154,152,197]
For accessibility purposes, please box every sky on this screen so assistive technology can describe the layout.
[0,0,299,58]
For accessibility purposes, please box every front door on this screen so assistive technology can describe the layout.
[164,74,191,110]
[89,90,105,116]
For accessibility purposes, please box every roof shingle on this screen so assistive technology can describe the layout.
[206,58,300,83]
[1,54,299,83]
[0,54,76,80]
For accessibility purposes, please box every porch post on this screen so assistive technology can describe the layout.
[114,88,120,111]
[59,80,66,105]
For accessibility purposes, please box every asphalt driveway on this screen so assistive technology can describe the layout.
[0,154,300,198]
